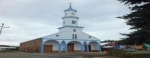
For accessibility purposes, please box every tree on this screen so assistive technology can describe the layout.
[117,0,150,45]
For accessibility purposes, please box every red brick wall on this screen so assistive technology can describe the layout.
[19,38,42,53]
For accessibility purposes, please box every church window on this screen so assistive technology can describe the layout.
[72,12,74,15]
[89,36,91,38]
[63,21,65,25]
[75,34,77,39]
[72,34,74,39]
[72,21,76,24]
[56,35,59,37]
[73,29,76,32]
[65,13,67,16]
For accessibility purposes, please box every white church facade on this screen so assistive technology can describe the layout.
[19,5,101,53]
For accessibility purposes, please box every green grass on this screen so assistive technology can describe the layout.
[128,51,150,54]
[121,51,150,58]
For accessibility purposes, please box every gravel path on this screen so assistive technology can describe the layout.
[0,52,118,58]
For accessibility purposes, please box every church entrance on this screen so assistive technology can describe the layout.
[88,45,91,52]
[84,45,91,52]
[44,40,59,53]
[44,45,52,53]
[67,41,82,52]
[68,43,74,52]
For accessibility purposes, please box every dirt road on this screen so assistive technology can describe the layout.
[0,52,117,58]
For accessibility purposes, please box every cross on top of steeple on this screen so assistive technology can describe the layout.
[68,2,72,5]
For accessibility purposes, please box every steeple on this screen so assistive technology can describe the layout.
[64,3,77,12]
[58,4,84,30]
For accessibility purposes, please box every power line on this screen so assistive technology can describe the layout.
[0,0,7,24]
[0,23,9,35]
[0,0,10,35]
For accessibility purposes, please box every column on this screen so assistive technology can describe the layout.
[98,44,101,52]
[86,44,89,52]
[81,44,84,52]
[40,44,44,53]
[65,44,68,52]
[58,43,61,53]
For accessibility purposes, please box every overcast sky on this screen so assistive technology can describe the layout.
[0,0,133,46]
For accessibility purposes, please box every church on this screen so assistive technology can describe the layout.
[19,4,101,53]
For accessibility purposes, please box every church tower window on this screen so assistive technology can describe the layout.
[72,34,74,39]
[75,34,77,39]
[73,29,76,32]
[63,21,65,25]
[89,36,91,38]
[65,13,67,16]
[56,35,59,37]
[72,12,74,15]
[72,21,76,24]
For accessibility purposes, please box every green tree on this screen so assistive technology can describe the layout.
[117,0,150,45]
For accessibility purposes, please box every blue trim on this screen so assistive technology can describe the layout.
[59,43,61,52]
[86,44,89,52]
[64,5,77,12]
[65,44,68,52]
[40,44,44,53]
[42,38,100,43]
[81,44,84,52]
[88,41,100,45]
[57,26,84,29]
[99,44,101,52]
[62,16,79,19]
[43,40,60,45]
[67,41,82,45]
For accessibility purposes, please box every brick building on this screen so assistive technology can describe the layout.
[19,38,42,53]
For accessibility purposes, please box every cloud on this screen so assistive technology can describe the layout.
[0,0,131,46]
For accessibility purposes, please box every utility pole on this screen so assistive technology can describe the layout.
[0,23,9,35]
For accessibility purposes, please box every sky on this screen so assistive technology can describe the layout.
[0,0,133,46]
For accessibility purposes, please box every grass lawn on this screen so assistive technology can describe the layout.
[128,51,150,54]
[121,51,150,58]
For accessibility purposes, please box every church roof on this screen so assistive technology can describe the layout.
[62,16,79,19]
[57,25,84,29]
[64,5,77,12]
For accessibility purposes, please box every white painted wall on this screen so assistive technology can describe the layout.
[63,18,78,26]
[63,10,78,26]
[65,11,76,17]
[74,43,81,50]
[59,27,82,32]
[43,30,99,40]
[44,40,59,50]
[69,41,81,50]
[89,42,99,50]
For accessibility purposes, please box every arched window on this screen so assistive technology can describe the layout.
[89,36,91,38]
[72,12,74,15]
[63,21,65,25]
[72,34,77,39]
[73,29,76,32]
[56,35,59,37]
[75,34,77,39]
[72,21,76,24]
[65,13,67,16]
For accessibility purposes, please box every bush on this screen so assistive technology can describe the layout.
[107,49,130,57]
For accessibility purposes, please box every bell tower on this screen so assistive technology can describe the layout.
[62,3,79,26]
[58,3,84,32]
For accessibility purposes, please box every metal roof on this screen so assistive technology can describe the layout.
[64,5,77,12]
